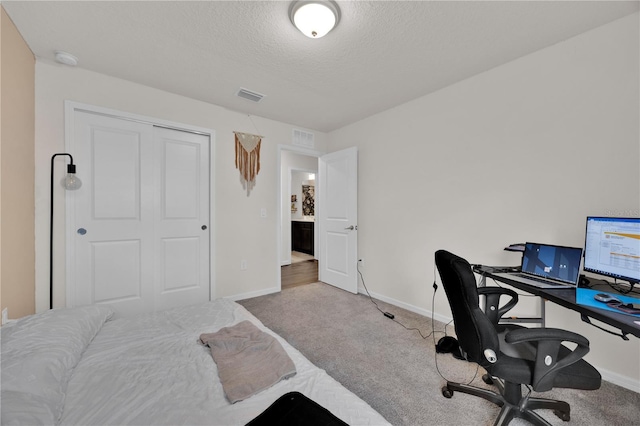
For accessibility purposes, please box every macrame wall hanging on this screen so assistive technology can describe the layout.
[234,131,262,196]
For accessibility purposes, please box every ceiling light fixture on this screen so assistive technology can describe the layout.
[289,1,340,39]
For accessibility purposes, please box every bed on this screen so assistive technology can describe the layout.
[1,299,389,425]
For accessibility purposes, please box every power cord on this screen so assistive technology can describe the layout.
[357,261,480,386]
[606,279,640,295]
[432,269,479,386]
[581,275,640,295]
[357,261,433,339]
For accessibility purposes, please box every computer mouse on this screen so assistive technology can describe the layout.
[594,293,621,303]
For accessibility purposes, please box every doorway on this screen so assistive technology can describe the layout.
[279,147,320,289]
[281,255,318,289]
[277,145,359,293]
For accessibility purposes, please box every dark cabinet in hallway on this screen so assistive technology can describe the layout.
[291,221,314,255]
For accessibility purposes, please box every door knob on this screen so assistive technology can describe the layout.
[77,228,87,235]
[344,225,355,230]
[201,225,207,230]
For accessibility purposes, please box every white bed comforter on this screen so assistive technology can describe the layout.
[53,299,388,425]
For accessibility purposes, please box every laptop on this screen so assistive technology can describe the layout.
[493,242,583,289]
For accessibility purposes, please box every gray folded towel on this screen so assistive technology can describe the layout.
[200,320,297,403]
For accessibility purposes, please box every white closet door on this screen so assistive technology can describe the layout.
[153,127,210,311]
[70,111,210,317]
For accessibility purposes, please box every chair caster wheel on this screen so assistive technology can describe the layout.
[482,374,494,385]
[553,410,570,421]
[442,386,453,398]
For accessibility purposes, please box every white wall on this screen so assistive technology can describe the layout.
[328,14,640,390]
[35,61,327,311]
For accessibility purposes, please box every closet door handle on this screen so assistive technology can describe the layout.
[201,225,207,230]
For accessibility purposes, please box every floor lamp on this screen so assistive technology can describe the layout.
[50,153,82,309]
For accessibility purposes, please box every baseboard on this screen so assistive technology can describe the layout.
[359,286,639,394]
[227,286,280,302]
[598,367,640,393]
[358,286,452,326]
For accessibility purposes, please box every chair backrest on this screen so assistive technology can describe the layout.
[435,250,500,367]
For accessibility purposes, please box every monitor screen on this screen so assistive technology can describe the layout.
[583,217,640,284]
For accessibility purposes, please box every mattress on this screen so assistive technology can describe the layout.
[1,299,389,425]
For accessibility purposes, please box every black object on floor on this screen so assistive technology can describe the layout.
[246,391,348,426]
[436,335,465,360]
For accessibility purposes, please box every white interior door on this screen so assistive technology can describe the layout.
[70,111,210,317]
[318,147,358,293]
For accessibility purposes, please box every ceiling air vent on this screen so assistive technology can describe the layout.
[292,129,315,149]
[236,88,265,103]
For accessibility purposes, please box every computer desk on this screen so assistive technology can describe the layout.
[472,265,640,340]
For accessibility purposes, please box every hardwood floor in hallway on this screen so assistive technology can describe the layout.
[281,259,318,289]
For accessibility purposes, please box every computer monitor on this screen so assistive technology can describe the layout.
[583,216,640,285]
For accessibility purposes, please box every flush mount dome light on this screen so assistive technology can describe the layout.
[54,51,78,66]
[289,1,340,38]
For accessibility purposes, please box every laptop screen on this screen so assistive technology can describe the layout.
[521,243,583,285]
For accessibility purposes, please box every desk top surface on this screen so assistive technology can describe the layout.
[474,265,640,339]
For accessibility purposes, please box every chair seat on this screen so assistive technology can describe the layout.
[549,346,601,390]
[489,340,601,391]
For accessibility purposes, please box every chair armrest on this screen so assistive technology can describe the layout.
[505,327,590,392]
[477,287,519,325]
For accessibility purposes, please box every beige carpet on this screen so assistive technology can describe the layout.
[239,282,640,426]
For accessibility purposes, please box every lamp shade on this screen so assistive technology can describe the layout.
[290,1,340,38]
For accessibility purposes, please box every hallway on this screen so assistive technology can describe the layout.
[281,251,318,289]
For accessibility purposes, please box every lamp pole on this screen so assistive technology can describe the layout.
[50,153,82,309]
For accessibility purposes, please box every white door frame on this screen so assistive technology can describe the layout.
[277,145,324,290]
[63,101,216,305]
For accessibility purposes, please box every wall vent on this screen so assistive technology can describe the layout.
[236,88,265,103]
[292,129,315,149]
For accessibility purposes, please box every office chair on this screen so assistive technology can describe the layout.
[434,250,601,426]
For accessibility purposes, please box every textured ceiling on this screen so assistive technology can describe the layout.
[3,1,639,132]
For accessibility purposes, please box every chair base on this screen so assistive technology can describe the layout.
[442,376,571,426]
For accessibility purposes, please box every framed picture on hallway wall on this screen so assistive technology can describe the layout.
[302,185,314,216]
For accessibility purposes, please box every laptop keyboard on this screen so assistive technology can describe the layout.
[514,273,564,286]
